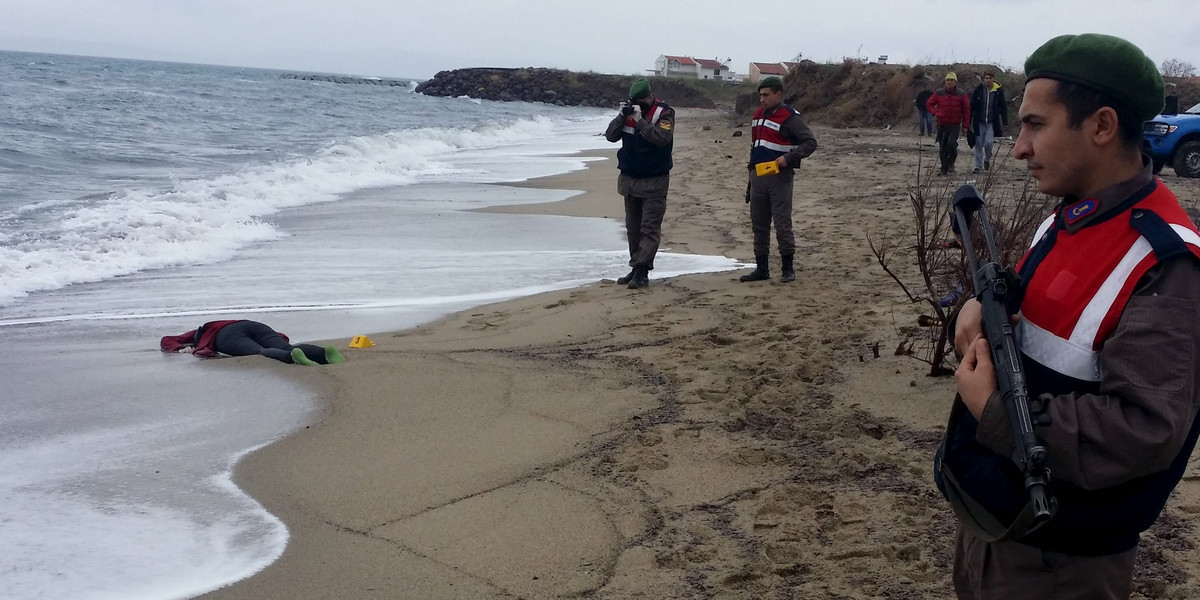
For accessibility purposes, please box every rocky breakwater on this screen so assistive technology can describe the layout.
[415,68,717,108]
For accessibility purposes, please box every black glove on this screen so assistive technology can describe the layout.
[744,181,751,204]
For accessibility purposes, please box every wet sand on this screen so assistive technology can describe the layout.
[200,109,1200,600]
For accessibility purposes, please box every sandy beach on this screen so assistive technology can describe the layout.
[199,109,1200,600]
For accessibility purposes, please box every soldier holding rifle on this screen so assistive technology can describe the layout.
[937,34,1200,599]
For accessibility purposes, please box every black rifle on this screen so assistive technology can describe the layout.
[949,184,1057,530]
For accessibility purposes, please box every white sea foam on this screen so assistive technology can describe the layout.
[0,114,609,306]
[0,442,287,600]
[1,53,683,600]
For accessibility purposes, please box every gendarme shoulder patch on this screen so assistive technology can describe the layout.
[658,121,672,131]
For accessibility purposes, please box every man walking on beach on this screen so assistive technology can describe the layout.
[936,34,1200,599]
[605,78,674,289]
[926,72,970,175]
[739,76,817,284]
[969,70,1008,173]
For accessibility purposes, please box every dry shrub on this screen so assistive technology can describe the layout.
[868,146,1055,376]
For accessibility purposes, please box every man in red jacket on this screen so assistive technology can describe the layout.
[926,72,971,175]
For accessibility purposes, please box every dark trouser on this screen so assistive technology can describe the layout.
[937,124,961,172]
[623,194,667,270]
[215,320,327,364]
[953,527,1136,600]
[748,171,795,257]
[919,109,935,135]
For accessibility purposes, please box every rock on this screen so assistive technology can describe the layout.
[413,68,717,108]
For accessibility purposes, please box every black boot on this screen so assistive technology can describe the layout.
[616,268,636,285]
[780,254,795,283]
[739,255,770,282]
[627,266,649,289]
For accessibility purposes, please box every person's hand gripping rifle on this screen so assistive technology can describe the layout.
[949,183,1057,529]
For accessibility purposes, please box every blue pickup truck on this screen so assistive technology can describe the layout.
[1143,99,1200,178]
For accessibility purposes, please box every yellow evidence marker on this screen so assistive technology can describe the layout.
[755,161,780,176]
[348,335,375,348]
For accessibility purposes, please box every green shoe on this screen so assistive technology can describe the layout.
[324,346,345,364]
[291,348,319,366]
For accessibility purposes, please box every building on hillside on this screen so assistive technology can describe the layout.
[748,61,801,82]
[655,55,732,80]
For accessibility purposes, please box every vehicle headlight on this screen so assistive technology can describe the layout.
[1145,123,1176,136]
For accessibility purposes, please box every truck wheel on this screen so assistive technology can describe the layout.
[1173,141,1200,178]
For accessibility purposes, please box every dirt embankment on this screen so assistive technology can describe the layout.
[756,60,1200,130]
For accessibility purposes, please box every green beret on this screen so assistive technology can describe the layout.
[629,78,652,100]
[1025,33,1164,120]
[759,76,783,91]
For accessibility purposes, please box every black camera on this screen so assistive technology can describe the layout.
[621,101,637,116]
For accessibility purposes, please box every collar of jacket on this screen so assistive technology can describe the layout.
[1056,158,1154,233]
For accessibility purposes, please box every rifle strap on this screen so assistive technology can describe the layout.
[937,400,1052,543]
[1130,208,1191,261]
[939,456,1047,543]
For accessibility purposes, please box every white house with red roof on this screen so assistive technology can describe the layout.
[655,55,732,80]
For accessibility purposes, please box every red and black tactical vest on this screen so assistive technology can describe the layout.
[616,99,673,178]
[1018,182,1200,390]
[938,179,1200,556]
[750,104,800,165]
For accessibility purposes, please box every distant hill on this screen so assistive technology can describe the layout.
[739,61,1029,131]
[754,60,1200,129]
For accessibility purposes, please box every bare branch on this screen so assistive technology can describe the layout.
[871,144,1054,376]
[1161,58,1197,79]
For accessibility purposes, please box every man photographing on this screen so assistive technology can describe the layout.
[605,78,674,289]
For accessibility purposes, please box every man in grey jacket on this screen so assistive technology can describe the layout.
[970,70,1008,172]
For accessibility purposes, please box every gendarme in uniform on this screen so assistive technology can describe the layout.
[938,33,1200,599]
[739,75,817,284]
[604,78,674,289]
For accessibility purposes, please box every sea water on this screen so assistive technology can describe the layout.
[0,51,739,599]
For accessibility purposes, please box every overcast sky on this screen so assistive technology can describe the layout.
[2,0,1198,80]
